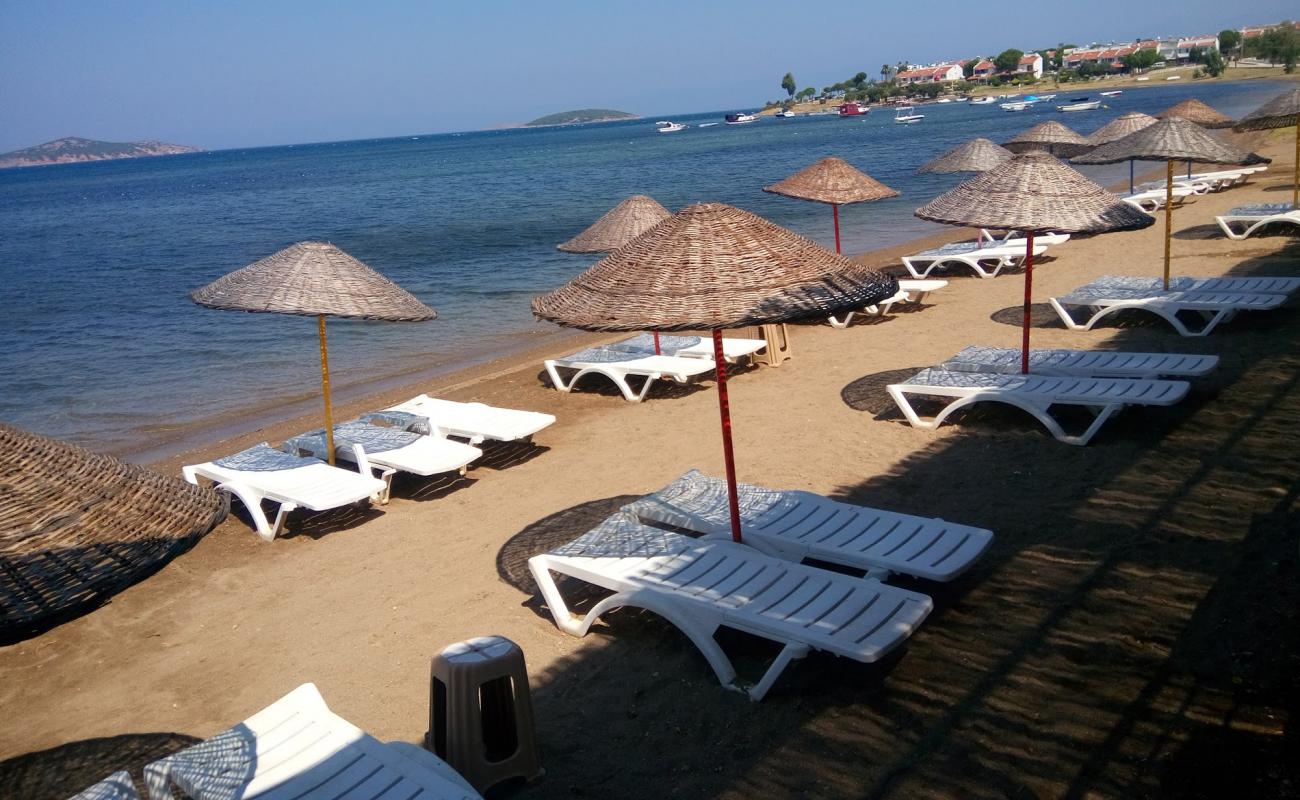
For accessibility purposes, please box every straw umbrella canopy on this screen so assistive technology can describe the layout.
[1073,118,1268,288]
[556,195,671,253]
[1003,121,1092,158]
[190,242,435,464]
[916,152,1153,373]
[1085,113,1159,192]
[533,202,898,542]
[1156,98,1235,129]
[0,423,227,638]
[1234,86,1300,209]
[763,157,899,254]
[917,138,1014,174]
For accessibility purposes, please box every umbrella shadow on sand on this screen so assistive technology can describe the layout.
[0,733,200,800]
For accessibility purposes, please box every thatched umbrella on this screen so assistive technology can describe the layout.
[1073,118,1268,289]
[1156,99,1237,179]
[191,242,435,464]
[1234,87,1300,209]
[762,157,899,253]
[0,423,227,638]
[556,195,671,253]
[1085,113,1159,192]
[916,153,1153,373]
[533,202,898,542]
[917,138,1013,174]
[1004,121,1092,158]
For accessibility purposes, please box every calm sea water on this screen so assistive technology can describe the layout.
[0,79,1287,457]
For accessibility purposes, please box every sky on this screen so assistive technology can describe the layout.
[1,0,1294,152]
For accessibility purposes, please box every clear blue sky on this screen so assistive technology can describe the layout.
[1,1,1292,152]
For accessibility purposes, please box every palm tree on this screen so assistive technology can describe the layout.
[880,63,891,81]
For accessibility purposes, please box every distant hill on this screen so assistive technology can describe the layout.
[0,137,201,169]
[524,109,638,127]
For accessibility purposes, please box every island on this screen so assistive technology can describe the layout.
[0,137,202,169]
[524,109,638,127]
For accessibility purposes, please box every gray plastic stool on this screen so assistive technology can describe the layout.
[427,636,542,792]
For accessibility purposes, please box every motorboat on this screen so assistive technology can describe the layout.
[655,121,686,133]
[1002,102,1030,112]
[970,96,996,105]
[1100,90,1123,97]
[894,106,924,124]
[838,101,868,117]
[1057,98,1102,112]
[775,109,796,118]
[724,112,758,124]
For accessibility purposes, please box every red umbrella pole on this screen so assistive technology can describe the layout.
[1020,231,1035,375]
[713,329,743,543]
[653,330,661,355]
[832,204,842,254]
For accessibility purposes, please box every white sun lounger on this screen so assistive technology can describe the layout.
[1049,284,1288,336]
[1077,274,1300,297]
[978,229,1071,247]
[1215,205,1300,240]
[143,683,480,800]
[887,368,1190,445]
[69,772,141,800]
[606,332,768,364]
[828,279,948,328]
[381,395,555,445]
[183,444,390,541]
[941,345,1219,379]
[529,513,933,701]
[1121,185,1198,212]
[901,240,1050,279]
[285,422,481,485]
[544,346,716,402]
[623,470,992,581]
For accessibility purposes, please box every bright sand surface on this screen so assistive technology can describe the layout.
[1,129,1297,798]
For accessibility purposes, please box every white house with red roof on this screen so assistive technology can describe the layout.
[971,59,996,81]
[895,64,964,85]
[1016,53,1044,78]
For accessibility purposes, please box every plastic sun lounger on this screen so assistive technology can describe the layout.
[543,346,716,402]
[606,332,768,364]
[886,368,1190,445]
[941,345,1219,379]
[1215,206,1300,240]
[827,279,948,328]
[183,444,390,541]
[1049,286,1288,337]
[900,240,1050,279]
[528,513,933,701]
[144,683,480,800]
[1080,274,1300,298]
[286,422,482,484]
[1121,185,1198,212]
[623,469,992,582]
[978,229,1071,247]
[69,772,141,800]
[383,394,555,445]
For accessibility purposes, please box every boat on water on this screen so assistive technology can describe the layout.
[894,106,924,124]
[655,121,686,133]
[838,101,868,117]
[1057,98,1102,112]
[970,96,996,105]
[724,112,758,124]
[775,109,796,118]
[1002,102,1030,112]
[1100,90,1122,97]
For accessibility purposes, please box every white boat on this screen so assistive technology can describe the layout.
[1057,99,1102,112]
[1002,102,1030,112]
[1100,90,1122,97]
[724,112,758,124]
[937,98,952,104]
[894,106,924,124]
[1165,75,1181,81]
[775,109,796,118]
[970,96,996,105]
[655,121,686,133]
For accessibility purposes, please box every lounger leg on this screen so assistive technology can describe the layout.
[827,312,854,329]
[543,361,576,393]
[215,483,286,541]
[748,643,811,702]
[1048,298,1089,331]
[900,259,931,279]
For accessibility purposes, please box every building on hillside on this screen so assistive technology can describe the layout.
[895,64,964,85]
[971,59,996,81]
[1175,36,1219,61]
[1017,53,1044,78]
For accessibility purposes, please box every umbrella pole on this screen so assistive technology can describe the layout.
[832,204,841,254]
[653,330,661,355]
[1187,160,1192,180]
[1164,161,1173,291]
[1129,160,1135,194]
[317,315,336,466]
[1020,231,1035,374]
[712,330,743,544]
[1293,123,1298,210]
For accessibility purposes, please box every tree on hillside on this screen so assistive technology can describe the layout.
[994,48,1024,73]
[896,60,909,77]
[1219,29,1242,60]
[797,87,816,101]
[852,71,868,88]
[880,63,893,82]
[781,72,797,98]
[1201,48,1227,77]
[1121,48,1159,73]
[962,59,977,78]
[1256,24,1299,73]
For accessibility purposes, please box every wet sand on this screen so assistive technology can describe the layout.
[1,129,1297,798]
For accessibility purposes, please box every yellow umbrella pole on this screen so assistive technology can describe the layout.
[317,315,336,466]
[1293,123,1298,210]
[1163,161,1173,291]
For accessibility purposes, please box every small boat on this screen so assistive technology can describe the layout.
[655,121,686,133]
[1100,90,1122,97]
[1165,75,1181,81]
[775,109,796,118]
[1057,98,1102,112]
[724,112,758,124]
[838,101,868,117]
[937,98,952,104]
[894,106,924,124]
[1002,102,1030,112]
[1136,76,1151,82]
[970,96,996,105]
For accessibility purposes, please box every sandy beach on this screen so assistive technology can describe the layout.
[1,127,1297,798]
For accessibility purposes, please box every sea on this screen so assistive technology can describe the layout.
[0,78,1288,460]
